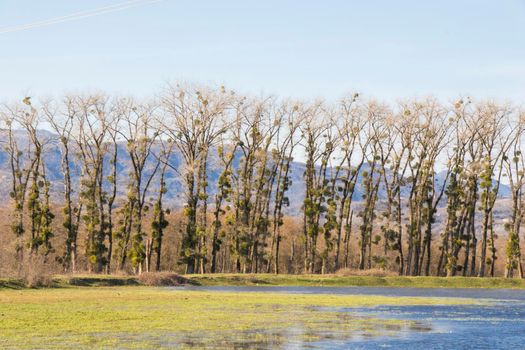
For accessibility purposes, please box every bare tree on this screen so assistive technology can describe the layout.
[72,95,112,273]
[1,98,52,267]
[114,98,160,274]
[149,136,175,272]
[503,112,525,278]
[301,102,337,273]
[44,97,82,272]
[267,101,303,274]
[161,84,233,274]
[476,102,514,277]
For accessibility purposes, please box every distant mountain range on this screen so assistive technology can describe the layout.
[0,130,511,216]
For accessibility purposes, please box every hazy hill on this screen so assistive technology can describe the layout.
[0,130,511,217]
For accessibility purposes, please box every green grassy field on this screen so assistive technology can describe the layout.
[0,286,483,348]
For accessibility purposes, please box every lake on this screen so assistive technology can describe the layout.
[177,285,525,349]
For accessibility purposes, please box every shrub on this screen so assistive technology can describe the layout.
[137,272,188,286]
[335,267,398,277]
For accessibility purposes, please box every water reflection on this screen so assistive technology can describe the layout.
[154,319,434,349]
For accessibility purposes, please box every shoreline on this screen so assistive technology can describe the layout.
[2,273,525,290]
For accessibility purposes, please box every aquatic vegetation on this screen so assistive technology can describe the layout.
[0,287,482,348]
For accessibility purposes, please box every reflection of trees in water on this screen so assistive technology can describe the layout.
[170,314,433,348]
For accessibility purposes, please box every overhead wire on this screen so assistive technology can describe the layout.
[0,0,164,35]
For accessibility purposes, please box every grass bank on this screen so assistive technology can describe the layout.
[2,273,525,289]
[0,286,482,348]
[187,273,525,289]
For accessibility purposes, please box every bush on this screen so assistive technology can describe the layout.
[23,272,54,288]
[335,267,398,277]
[10,254,56,288]
[137,272,189,286]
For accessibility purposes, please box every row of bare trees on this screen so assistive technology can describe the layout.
[0,85,524,277]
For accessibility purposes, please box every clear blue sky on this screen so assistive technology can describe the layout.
[0,0,524,102]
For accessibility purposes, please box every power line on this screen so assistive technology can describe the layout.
[0,0,164,35]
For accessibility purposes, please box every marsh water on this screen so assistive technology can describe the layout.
[176,286,525,349]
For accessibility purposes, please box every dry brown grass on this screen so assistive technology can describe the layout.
[136,271,190,286]
[335,267,399,277]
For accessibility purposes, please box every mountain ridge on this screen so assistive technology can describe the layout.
[0,130,511,216]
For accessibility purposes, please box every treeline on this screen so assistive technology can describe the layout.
[0,84,524,278]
